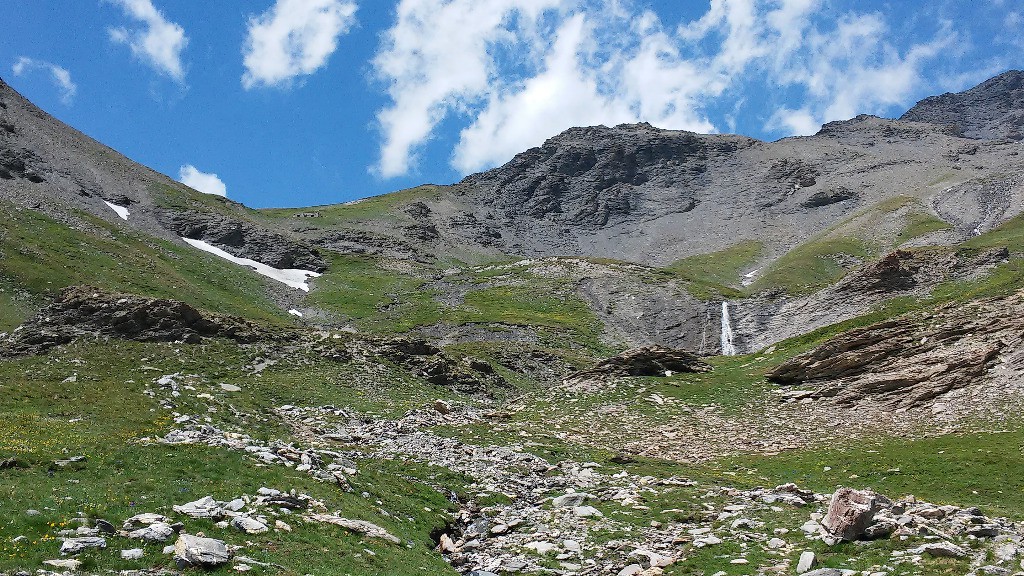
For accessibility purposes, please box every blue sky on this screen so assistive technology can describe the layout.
[2,0,1022,208]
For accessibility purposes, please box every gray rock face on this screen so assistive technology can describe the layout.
[901,70,1024,140]
[462,123,753,231]
[766,289,1024,408]
[160,210,327,272]
[173,534,231,568]
[0,286,277,356]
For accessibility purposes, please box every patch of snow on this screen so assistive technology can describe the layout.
[741,269,760,287]
[288,309,303,317]
[181,238,321,291]
[103,201,129,220]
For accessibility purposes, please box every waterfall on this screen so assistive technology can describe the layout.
[720,301,737,356]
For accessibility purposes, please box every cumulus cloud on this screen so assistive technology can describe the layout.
[11,57,78,105]
[106,0,188,81]
[373,0,956,177]
[372,0,565,177]
[766,14,955,135]
[242,0,358,89]
[179,165,227,197]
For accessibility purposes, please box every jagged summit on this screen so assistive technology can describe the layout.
[900,69,1024,140]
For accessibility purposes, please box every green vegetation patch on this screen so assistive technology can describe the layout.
[0,339,465,574]
[0,203,287,323]
[750,236,874,295]
[455,286,599,334]
[261,186,441,224]
[715,428,1024,518]
[305,254,443,333]
[664,240,763,298]
[896,212,952,245]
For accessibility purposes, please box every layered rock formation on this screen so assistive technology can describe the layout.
[766,289,1024,408]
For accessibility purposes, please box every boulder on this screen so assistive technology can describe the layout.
[304,513,401,544]
[909,542,968,558]
[552,492,595,508]
[127,522,175,542]
[122,513,168,529]
[44,559,82,571]
[174,495,225,519]
[797,551,817,573]
[173,534,231,568]
[231,516,269,534]
[821,488,888,541]
[59,537,106,555]
[120,548,144,560]
[567,346,711,382]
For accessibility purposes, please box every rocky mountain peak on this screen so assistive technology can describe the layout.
[900,69,1024,140]
[460,122,757,231]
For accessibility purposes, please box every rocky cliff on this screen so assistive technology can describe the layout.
[901,70,1024,140]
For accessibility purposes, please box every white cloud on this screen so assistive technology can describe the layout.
[242,0,358,89]
[179,165,227,197]
[373,0,960,177]
[453,12,718,172]
[373,0,566,177]
[11,57,78,105]
[766,15,955,134]
[106,0,188,81]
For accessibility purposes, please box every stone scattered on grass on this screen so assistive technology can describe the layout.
[173,534,231,568]
[43,559,82,571]
[305,514,401,544]
[59,537,106,555]
[120,548,144,560]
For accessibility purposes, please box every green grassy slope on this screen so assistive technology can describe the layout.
[0,339,464,575]
[0,204,291,330]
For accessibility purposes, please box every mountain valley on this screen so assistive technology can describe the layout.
[1,71,1024,576]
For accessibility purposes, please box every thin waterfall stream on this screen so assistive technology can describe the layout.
[720,301,737,356]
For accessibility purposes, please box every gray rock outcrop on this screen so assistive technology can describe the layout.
[0,286,279,356]
[901,70,1024,140]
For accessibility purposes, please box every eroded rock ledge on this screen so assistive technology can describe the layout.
[0,286,274,356]
[766,290,1024,408]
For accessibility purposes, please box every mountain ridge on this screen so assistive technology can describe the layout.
[4,70,1024,576]
[2,71,1024,354]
